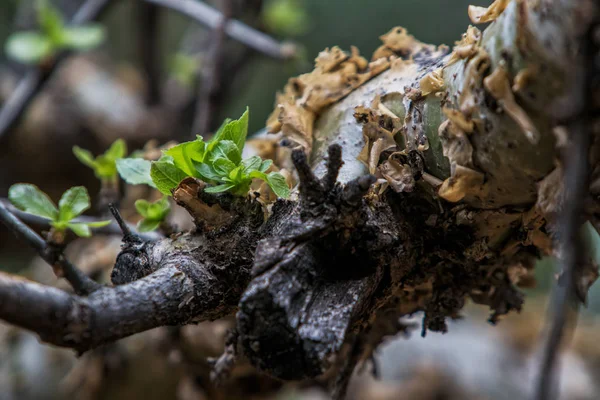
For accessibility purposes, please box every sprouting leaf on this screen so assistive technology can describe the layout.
[197,163,224,182]
[73,139,127,180]
[266,172,290,198]
[212,108,249,151]
[164,139,207,176]
[62,25,106,51]
[150,161,188,195]
[135,197,170,232]
[137,218,161,232]
[263,0,310,37]
[116,158,155,187]
[242,156,262,172]
[209,140,242,164]
[9,183,58,220]
[58,186,90,222]
[37,0,65,43]
[9,183,109,236]
[66,222,91,237]
[259,159,273,173]
[72,146,96,168]
[204,183,236,193]
[5,32,53,64]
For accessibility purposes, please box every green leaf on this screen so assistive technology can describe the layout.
[266,172,290,198]
[228,166,244,183]
[150,161,188,195]
[62,25,106,51]
[105,139,127,161]
[164,139,207,176]
[259,159,273,173]
[72,146,97,169]
[147,198,170,220]
[66,222,91,237]
[93,155,118,179]
[5,32,53,64]
[209,140,242,165]
[135,199,151,218]
[214,158,237,176]
[263,0,310,37]
[9,183,58,220]
[197,163,223,182]
[85,220,111,228]
[116,158,155,187]
[37,0,65,43]
[58,186,90,222]
[137,218,161,232]
[212,108,249,151]
[204,183,236,193]
[242,156,262,172]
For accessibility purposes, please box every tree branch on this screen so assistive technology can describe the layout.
[144,0,296,60]
[191,0,232,137]
[0,199,162,241]
[533,14,597,400]
[0,201,101,295]
[0,259,233,352]
[0,0,114,141]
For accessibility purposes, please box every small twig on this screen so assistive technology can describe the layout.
[144,0,296,60]
[191,0,232,137]
[1,199,162,241]
[0,0,114,140]
[533,19,596,400]
[0,201,101,295]
[138,1,162,106]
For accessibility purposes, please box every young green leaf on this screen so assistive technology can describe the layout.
[259,159,273,173]
[58,186,90,222]
[137,219,161,232]
[9,183,59,220]
[73,139,127,180]
[210,140,242,164]
[37,0,65,43]
[197,163,224,182]
[212,108,249,151]
[116,158,155,187]
[134,198,170,232]
[66,222,91,237]
[150,162,188,195]
[266,172,290,198]
[62,25,106,51]
[5,32,53,64]
[204,183,236,193]
[242,156,262,172]
[164,139,207,176]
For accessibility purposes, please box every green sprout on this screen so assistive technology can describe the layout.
[5,0,106,65]
[169,53,200,86]
[134,197,170,232]
[73,139,127,185]
[262,0,310,37]
[8,184,110,237]
[117,108,290,199]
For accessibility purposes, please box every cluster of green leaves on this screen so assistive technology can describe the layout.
[134,197,170,232]
[9,184,110,237]
[5,0,106,65]
[117,108,290,199]
[73,139,126,183]
[262,0,310,37]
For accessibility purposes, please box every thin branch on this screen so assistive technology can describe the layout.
[533,18,596,400]
[191,0,232,137]
[138,1,162,106]
[0,201,101,295]
[0,0,114,140]
[0,254,238,352]
[144,0,296,60]
[0,199,162,242]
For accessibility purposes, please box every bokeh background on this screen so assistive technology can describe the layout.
[0,1,600,399]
